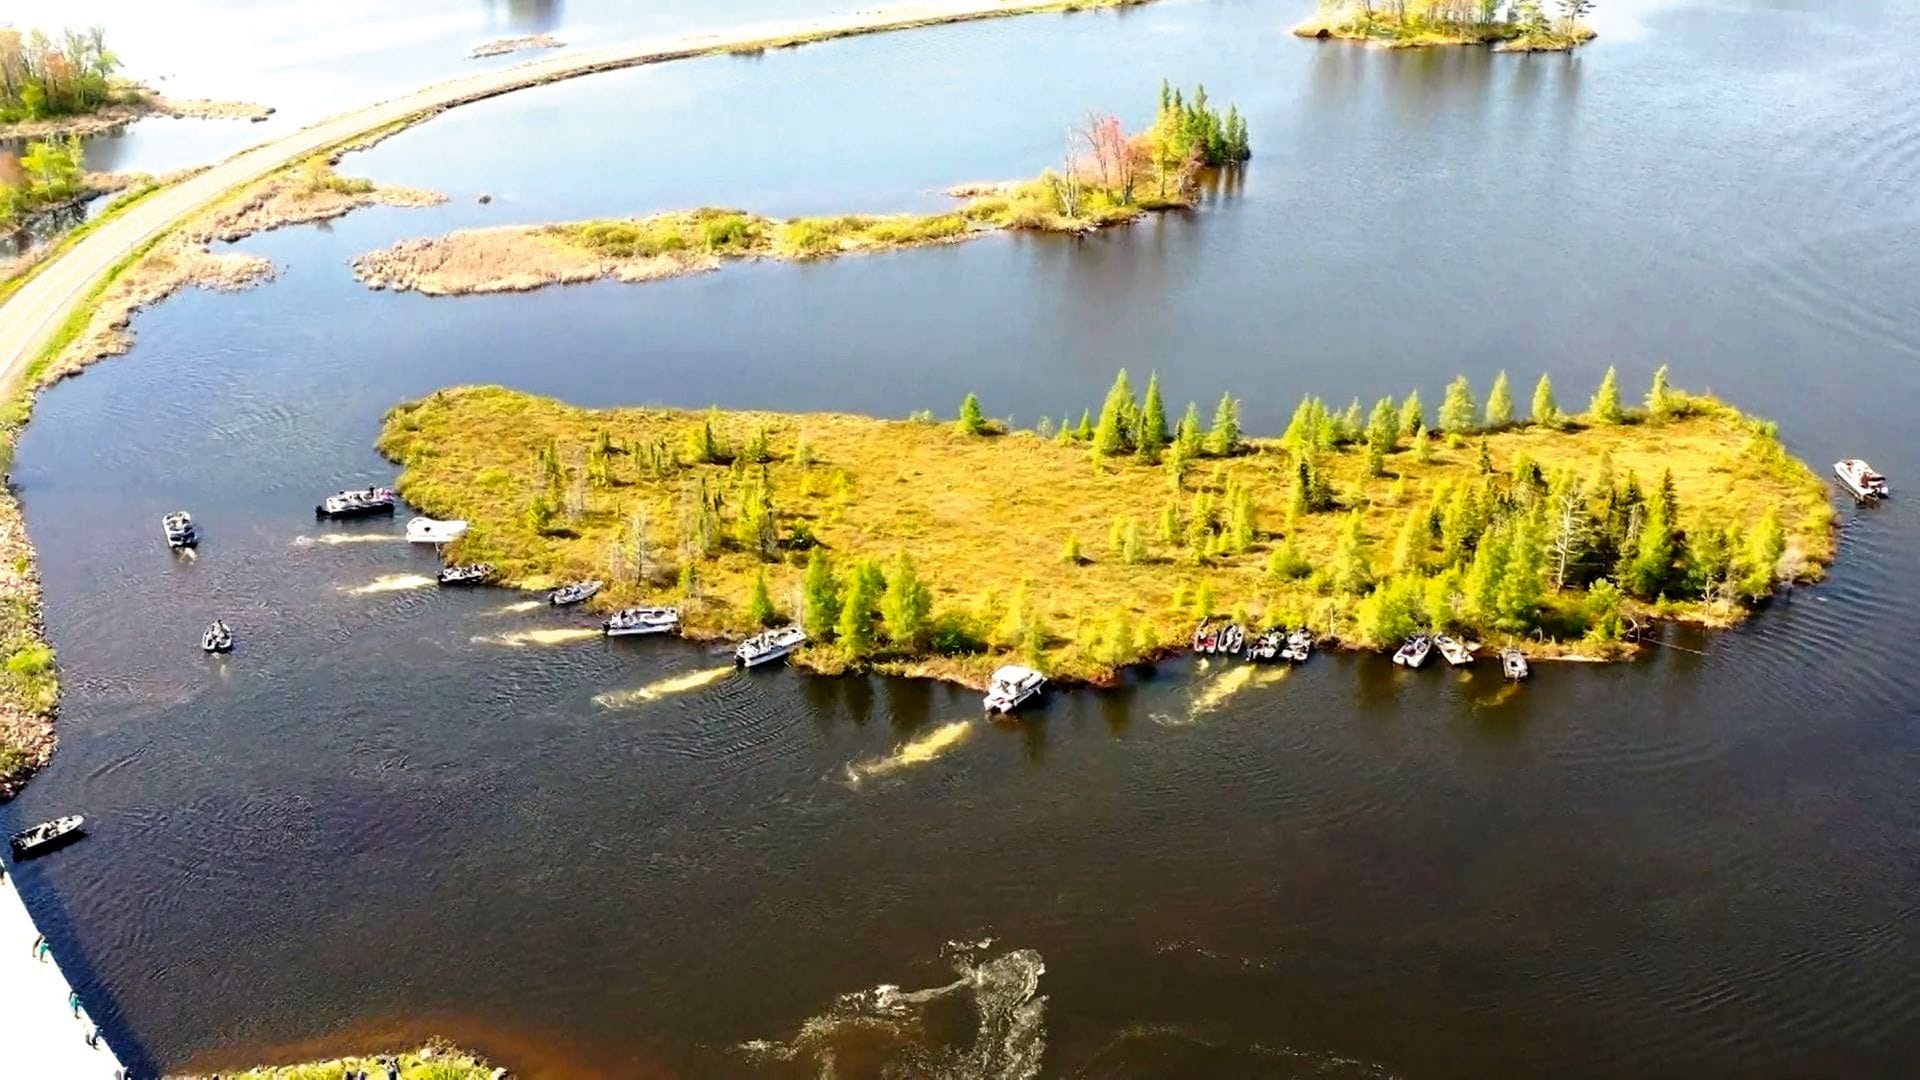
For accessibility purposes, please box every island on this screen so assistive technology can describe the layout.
[376,368,1833,687]
[1294,1,1597,52]
[177,1041,500,1079]
[350,83,1252,296]
[0,26,270,140]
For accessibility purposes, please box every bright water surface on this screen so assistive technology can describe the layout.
[4,0,1918,1076]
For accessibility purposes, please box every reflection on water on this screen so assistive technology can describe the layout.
[2,1,1919,1077]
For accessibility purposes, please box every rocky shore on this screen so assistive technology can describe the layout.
[0,90,274,140]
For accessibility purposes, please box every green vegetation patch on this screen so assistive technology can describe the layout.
[378,367,1831,686]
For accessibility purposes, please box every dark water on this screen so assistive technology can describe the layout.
[5,1,1919,1076]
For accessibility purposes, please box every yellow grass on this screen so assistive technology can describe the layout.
[1294,6,1596,51]
[172,1041,492,1080]
[378,386,1833,686]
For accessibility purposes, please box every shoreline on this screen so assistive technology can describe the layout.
[378,382,1833,689]
[1292,11,1597,53]
[469,35,564,59]
[169,1041,501,1080]
[0,89,274,141]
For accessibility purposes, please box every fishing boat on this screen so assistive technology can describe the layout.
[604,606,680,637]
[9,815,85,859]
[735,625,807,668]
[315,486,397,518]
[201,620,234,653]
[161,511,198,548]
[1501,648,1531,680]
[1219,623,1245,656]
[1191,621,1218,654]
[1434,635,1474,667]
[549,580,603,606]
[984,664,1047,715]
[1281,628,1314,663]
[1833,459,1889,501]
[405,516,468,544]
[1393,634,1431,669]
[437,563,493,586]
[1246,630,1282,662]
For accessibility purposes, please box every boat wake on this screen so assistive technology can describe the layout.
[293,533,402,546]
[739,940,1046,1079]
[472,628,601,648]
[342,573,434,594]
[488,599,545,615]
[844,721,973,785]
[592,666,733,708]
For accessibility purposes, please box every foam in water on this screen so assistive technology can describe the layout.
[739,940,1046,1079]
[472,627,601,648]
[489,599,545,615]
[342,573,434,594]
[845,721,973,784]
[294,533,402,546]
[591,666,733,707]
[1155,664,1289,727]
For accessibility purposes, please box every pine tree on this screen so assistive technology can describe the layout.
[881,552,932,648]
[1367,396,1400,450]
[1122,518,1148,564]
[1159,501,1180,546]
[1646,364,1675,422]
[957,392,987,435]
[1590,366,1625,425]
[1486,371,1513,429]
[801,548,842,640]
[1496,517,1544,629]
[1464,522,1511,628]
[1531,374,1559,428]
[1205,392,1241,456]
[1741,506,1786,599]
[1339,398,1364,444]
[1328,512,1374,596]
[1062,532,1084,564]
[1392,506,1428,573]
[1439,375,1478,436]
[1226,487,1256,553]
[748,567,777,626]
[1366,439,1386,478]
[1054,418,1075,446]
[837,559,881,656]
[1267,539,1311,581]
[1175,402,1204,461]
[1138,371,1169,458]
[1399,390,1426,436]
[1412,426,1432,464]
[1092,369,1138,459]
[1626,470,1677,598]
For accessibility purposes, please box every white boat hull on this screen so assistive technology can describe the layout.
[738,643,800,668]
[605,623,675,637]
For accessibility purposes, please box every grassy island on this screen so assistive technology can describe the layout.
[352,82,1251,296]
[0,26,270,139]
[173,1041,498,1079]
[1295,2,1597,52]
[377,368,1832,687]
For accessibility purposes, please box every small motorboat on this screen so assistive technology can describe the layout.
[315,486,397,518]
[1283,628,1314,663]
[1246,630,1282,662]
[201,620,234,653]
[437,563,494,586]
[736,625,807,668]
[1833,459,1889,501]
[9,815,85,860]
[984,664,1047,715]
[405,516,469,544]
[1501,648,1531,680]
[1434,635,1474,667]
[1191,621,1220,655]
[162,511,198,548]
[1392,634,1431,669]
[1219,623,1245,657]
[549,580,603,606]
[604,606,680,636]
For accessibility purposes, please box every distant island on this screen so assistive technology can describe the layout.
[1295,1,1597,52]
[377,369,1832,687]
[0,25,271,140]
[351,83,1251,296]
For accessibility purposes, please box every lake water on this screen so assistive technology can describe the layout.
[4,0,1918,1076]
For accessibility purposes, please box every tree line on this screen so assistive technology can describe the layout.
[0,27,121,122]
[0,134,85,228]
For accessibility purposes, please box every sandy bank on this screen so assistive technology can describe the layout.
[470,34,565,59]
[0,89,274,140]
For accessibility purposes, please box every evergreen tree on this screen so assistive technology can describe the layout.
[1646,363,1676,421]
[1496,517,1544,629]
[1062,532,1084,564]
[801,548,842,640]
[1392,506,1428,573]
[1205,392,1242,456]
[837,559,881,656]
[1267,539,1311,581]
[1281,395,1317,451]
[1486,371,1513,429]
[1426,568,1462,633]
[1741,507,1786,599]
[1138,371,1170,458]
[1122,518,1149,564]
[1358,573,1426,646]
[1590,366,1625,425]
[1464,522,1511,628]
[1585,579,1625,641]
[1054,418,1075,446]
[1093,369,1140,460]
[1366,439,1386,478]
[1076,410,1094,441]
[1367,396,1400,450]
[1226,488,1256,553]
[1412,426,1432,464]
[1339,398,1364,444]
[1175,402,1204,460]
[748,567,778,626]
[1531,374,1559,428]
[1626,471,1678,598]
[1159,501,1180,546]
[957,392,987,435]
[881,553,933,648]
[1400,389,1426,436]
[1439,375,1478,436]
[1328,512,1374,596]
